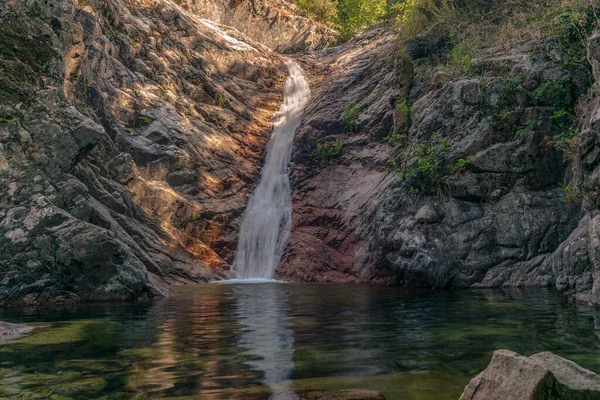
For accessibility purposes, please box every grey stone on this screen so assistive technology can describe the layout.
[459,349,600,400]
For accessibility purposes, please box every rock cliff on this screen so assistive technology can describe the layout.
[4,0,600,308]
[0,0,326,306]
[172,0,338,52]
[279,24,597,305]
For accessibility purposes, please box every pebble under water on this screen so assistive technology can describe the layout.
[2,284,600,399]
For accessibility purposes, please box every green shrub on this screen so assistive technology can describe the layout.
[397,99,411,125]
[0,117,20,123]
[337,0,388,39]
[446,38,480,75]
[342,101,360,131]
[550,109,579,155]
[391,131,471,195]
[516,119,535,137]
[451,156,472,175]
[384,133,408,145]
[215,93,229,108]
[531,78,574,109]
[295,0,338,24]
[317,140,344,162]
[561,184,583,205]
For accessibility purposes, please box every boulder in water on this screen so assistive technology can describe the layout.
[0,321,39,343]
[459,349,600,400]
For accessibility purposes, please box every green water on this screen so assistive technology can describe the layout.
[1,283,600,399]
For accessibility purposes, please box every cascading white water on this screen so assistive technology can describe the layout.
[232,61,311,279]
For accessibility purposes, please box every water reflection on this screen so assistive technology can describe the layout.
[2,286,600,400]
[234,283,297,399]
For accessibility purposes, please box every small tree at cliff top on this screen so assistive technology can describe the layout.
[296,0,339,24]
[337,0,388,38]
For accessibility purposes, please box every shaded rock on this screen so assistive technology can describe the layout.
[281,26,586,292]
[459,349,600,400]
[544,28,600,306]
[415,205,442,224]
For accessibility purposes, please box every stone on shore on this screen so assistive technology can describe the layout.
[459,349,600,400]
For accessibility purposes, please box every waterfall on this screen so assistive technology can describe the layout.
[232,61,311,279]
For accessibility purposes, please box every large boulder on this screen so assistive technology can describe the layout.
[459,350,600,400]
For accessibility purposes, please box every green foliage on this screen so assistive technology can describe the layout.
[137,115,152,125]
[550,109,573,130]
[396,99,411,125]
[342,101,360,131]
[317,140,344,162]
[550,109,580,155]
[215,93,229,108]
[133,115,153,130]
[337,0,388,39]
[393,0,598,73]
[384,133,407,145]
[390,131,471,195]
[295,0,339,24]
[549,7,598,44]
[516,119,535,138]
[0,116,20,123]
[561,184,583,205]
[451,156,471,175]
[445,38,480,75]
[385,100,412,144]
[176,212,205,229]
[292,0,388,39]
[394,0,457,39]
[531,78,574,109]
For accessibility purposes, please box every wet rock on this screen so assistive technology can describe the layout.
[459,349,600,400]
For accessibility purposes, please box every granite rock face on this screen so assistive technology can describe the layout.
[459,349,600,400]
[542,28,600,306]
[172,0,338,52]
[279,26,590,296]
[0,0,325,306]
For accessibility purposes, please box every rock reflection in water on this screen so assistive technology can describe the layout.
[3,286,600,399]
